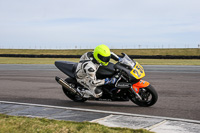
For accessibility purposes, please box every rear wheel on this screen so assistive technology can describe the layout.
[62,78,87,102]
[129,85,158,107]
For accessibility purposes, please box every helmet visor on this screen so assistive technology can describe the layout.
[97,54,111,63]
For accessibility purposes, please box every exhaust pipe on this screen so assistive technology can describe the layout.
[55,76,81,97]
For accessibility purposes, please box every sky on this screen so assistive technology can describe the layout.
[0,0,200,49]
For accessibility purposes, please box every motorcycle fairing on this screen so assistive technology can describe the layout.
[114,63,138,82]
[130,62,145,79]
[55,61,78,78]
[117,53,145,80]
[131,80,150,93]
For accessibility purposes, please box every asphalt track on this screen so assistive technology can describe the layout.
[0,64,200,121]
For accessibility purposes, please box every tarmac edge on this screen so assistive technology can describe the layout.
[0,101,200,133]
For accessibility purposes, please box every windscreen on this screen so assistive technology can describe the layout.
[119,54,135,69]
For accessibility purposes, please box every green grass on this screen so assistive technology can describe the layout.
[0,48,200,56]
[136,59,200,65]
[0,48,199,65]
[0,57,80,64]
[112,48,200,56]
[0,57,200,65]
[0,114,152,133]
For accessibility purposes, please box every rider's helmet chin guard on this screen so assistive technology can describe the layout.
[93,44,111,66]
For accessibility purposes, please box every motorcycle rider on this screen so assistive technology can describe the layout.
[75,44,120,98]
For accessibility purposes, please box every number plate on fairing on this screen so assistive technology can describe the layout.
[130,62,145,79]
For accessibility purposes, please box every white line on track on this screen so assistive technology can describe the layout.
[145,120,167,130]
[90,115,114,123]
[0,100,200,124]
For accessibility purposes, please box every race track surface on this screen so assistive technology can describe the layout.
[0,64,200,120]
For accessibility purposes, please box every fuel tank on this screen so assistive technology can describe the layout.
[96,62,116,79]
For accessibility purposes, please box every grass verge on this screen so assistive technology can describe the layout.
[0,57,80,64]
[0,48,200,56]
[0,114,152,133]
[0,57,200,65]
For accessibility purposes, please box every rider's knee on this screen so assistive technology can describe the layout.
[94,87,102,98]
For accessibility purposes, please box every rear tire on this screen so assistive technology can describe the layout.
[62,78,87,102]
[129,85,158,107]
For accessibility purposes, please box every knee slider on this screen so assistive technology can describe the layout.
[94,88,102,96]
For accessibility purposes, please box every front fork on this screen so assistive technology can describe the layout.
[130,79,150,100]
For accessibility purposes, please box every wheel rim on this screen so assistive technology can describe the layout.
[130,88,154,105]
[139,89,153,103]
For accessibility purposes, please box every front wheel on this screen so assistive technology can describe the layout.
[129,85,158,107]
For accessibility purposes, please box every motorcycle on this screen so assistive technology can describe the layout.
[55,53,158,107]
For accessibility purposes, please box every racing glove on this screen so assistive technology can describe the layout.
[104,77,117,85]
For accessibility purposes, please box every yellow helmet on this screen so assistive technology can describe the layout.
[93,44,111,66]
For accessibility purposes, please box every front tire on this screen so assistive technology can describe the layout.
[62,78,87,102]
[129,85,158,107]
